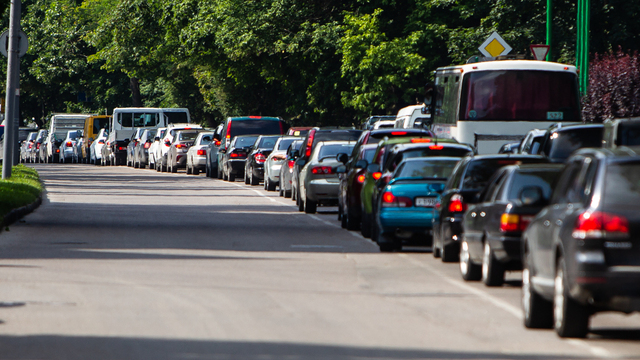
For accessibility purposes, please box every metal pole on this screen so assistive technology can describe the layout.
[577,0,590,95]
[2,0,21,179]
[546,0,553,61]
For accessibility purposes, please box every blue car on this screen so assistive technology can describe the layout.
[373,157,460,252]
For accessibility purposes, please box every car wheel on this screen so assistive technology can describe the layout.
[297,190,305,212]
[267,178,277,191]
[171,163,178,173]
[278,183,284,197]
[264,177,268,190]
[222,168,228,181]
[186,165,192,175]
[482,241,505,287]
[205,165,210,177]
[554,257,590,338]
[341,204,348,229]
[228,172,235,182]
[193,166,199,176]
[244,171,250,184]
[459,239,481,281]
[360,212,372,238]
[284,189,291,198]
[522,247,553,329]
[250,169,259,186]
[345,202,360,231]
[304,196,317,214]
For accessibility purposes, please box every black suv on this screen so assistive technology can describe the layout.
[535,123,604,163]
[521,147,640,338]
[602,117,640,149]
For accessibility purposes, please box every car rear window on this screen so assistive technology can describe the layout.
[462,158,544,190]
[178,132,200,141]
[318,144,355,160]
[230,120,283,138]
[545,127,603,161]
[617,123,640,147]
[397,159,458,179]
[506,169,562,201]
[257,136,280,149]
[603,161,640,208]
[233,136,259,148]
[278,138,297,150]
[362,148,376,162]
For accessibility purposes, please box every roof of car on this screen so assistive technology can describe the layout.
[548,122,603,133]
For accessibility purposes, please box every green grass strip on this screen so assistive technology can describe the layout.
[0,164,43,220]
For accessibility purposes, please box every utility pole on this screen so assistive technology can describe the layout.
[2,0,21,179]
[577,0,590,94]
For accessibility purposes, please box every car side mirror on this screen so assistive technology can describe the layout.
[335,165,347,174]
[154,136,160,141]
[355,159,368,169]
[336,153,349,165]
[295,158,306,167]
[422,82,436,116]
[366,163,380,173]
[219,148,226,154]
[520,186,545,206]
[291,149,299,158]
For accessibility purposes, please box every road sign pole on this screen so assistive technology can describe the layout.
[577,0,590,94]
[2,0,21,179]
[546,0,553,61]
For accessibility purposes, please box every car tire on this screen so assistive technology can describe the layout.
[278,184,284,197]
[459,239,481,281]
[222,168,228,181]
[228,173,235,182]
[297,190,305,212]
[345,203,360,231]
[522,247,553,329]
[186,165,192,174]
[267,178,277,191]
[432,234,442,258]
[482,241,505,287]
[360,212,372,238]
[304,196,317,214]
[285,189,291,198]
[171,163,177,173]
[341,204,348,229]
[250,169,259,186]
[554,257,590,338]
[193,167,199,176]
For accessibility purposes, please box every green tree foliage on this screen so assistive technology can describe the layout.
[1,0,639,127]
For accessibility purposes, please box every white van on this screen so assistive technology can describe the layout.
[393,104,431,129]
[105,107,190,165]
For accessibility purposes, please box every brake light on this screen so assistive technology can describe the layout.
[311,166,334,175]
[288,160,295,169]
[381,191,413,208]
[184,127,192,130]
[500,214,531,233]
[305,129,316,158]
[254,154,266,164]
[448,194,467,213]
[144,142,151,149]
[429,145,444,150]
[357,174,366,183]
[36,143,40,149]
[230,151,246,159]
[391,131,407,136]
[372,172,382,180]
[226,121,232,139]
[175,144,185,149]
[249,116,262,119]
[411,138,431,143]
[28,143,32,149]
[164,140,171,147]
[56,149,60,153]
[572,211,629,239]
[230,153,239,158]
[118,146,127,151]
[66,141,73,147]
[98,140,105,144]
[197,149,206,156]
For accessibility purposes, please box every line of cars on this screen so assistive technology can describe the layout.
[24,111,640,339]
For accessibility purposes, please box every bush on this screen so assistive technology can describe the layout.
[0,165,43,220]
[582,48,640,123]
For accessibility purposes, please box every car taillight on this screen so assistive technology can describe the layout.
[429,145,444,150]
[164,140,171,147]
[56,149,60,153]
[572,211,629,239]
[230,153,239,158]
[448,194,467,213]
[144,142,151,149]
[411,138,431,143]
[254,154,266,164]
[28,143,32,149]
[372,172,382,180]
[118,146,127,151]
[288,160,295,169]
[66,141,73,147]
[175,144,185,149]
[391,131,407,136]
[305,129,316,158]
[36,143,40,149]
[357,174,366,183]
[381,191,413,208]
[500,214,531,233]
[311,166,334,175]
[98,140,105,144]
[197,149,206,156]
[226,122,232,139]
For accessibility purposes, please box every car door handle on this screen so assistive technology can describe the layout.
[543,220,551,227]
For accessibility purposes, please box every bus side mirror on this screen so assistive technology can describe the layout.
[422,83,436,116]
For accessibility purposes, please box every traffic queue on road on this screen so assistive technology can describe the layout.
[18,112,640,340]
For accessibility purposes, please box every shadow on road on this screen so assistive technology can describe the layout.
[0,335,610,360]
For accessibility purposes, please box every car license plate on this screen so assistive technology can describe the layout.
[415,197,437,207]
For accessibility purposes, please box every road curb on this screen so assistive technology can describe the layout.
[2,194,43,228]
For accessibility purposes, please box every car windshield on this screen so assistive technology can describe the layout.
[233,136,259,148]
[178,132,200,141]
[546,128,603,161]
[68,131,79,140]
[257,136,280,149]
[396,160,458,179]
[603,162,640,210]
[460,70,580,121]
[507,169,562,201]
[278,138,297,150]
[318,144,355,160]
[617,123,640,147]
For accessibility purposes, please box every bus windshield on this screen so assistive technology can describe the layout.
[459,70,580,121]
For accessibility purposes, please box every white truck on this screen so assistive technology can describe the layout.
[104,108,191,165]
[45,114,90,163]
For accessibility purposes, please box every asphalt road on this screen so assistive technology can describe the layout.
[0,163,638,360]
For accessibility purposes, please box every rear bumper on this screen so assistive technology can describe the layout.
[570,268,640,313]
[228,160,245,175]
[487,234,522,265]
[380,208,436,230]
[306,179,340,203]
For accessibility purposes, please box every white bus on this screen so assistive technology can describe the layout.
[425,60,581,153]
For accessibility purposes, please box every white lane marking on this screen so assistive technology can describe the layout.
[399,254,615,359]
[291,245,343,249]
[308,215,341,229]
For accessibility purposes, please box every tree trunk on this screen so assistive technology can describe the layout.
[130,77,142,107]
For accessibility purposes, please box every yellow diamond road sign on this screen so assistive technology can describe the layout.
[479,32,512,58]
